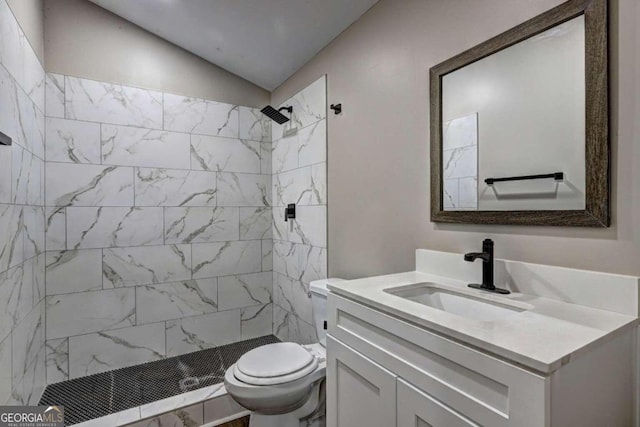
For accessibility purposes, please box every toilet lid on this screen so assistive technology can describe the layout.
[234,343,318,385]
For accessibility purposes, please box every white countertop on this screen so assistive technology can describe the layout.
[328,271,639,374]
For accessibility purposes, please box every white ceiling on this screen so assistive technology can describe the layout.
[88,0,380,91]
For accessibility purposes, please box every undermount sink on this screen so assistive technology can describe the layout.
[384,282,529,322]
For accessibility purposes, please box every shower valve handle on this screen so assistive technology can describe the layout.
[284,204,296,222]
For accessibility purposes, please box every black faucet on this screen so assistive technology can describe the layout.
[464,239,510,294]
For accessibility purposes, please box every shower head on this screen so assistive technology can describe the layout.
[261,105,292,124]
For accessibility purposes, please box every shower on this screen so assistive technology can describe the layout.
[261,105,293,124]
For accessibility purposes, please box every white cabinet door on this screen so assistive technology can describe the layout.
[326,336,397,427]
[397,379,479,427]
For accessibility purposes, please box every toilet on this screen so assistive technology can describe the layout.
[224,278,344,427]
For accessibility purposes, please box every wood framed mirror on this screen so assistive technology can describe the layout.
[430,0,609,227]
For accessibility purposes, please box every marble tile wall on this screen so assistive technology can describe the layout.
[0,0,47,405]
[442,113,478,210]
[43,72,274,382]
[271,76,328,344]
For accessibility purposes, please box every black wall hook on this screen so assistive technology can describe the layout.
[330,104,342,115]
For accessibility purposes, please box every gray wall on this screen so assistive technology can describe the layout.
[6,0,44,62]
[272,0,640,279]
[44,0,269,107]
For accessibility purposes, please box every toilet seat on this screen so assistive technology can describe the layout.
[234,343,319,386]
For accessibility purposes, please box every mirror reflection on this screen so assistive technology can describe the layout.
[442,16,585,211]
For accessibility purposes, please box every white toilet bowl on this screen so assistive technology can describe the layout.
[224,278,344,427]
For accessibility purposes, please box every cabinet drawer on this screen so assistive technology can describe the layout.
[328,294,549,427]
[398,379,477,427]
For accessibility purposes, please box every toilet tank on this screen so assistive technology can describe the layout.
[309,278,345,346]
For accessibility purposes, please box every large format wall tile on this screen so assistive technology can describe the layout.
[12,145,42,205]
[46,163,133,207]
[241,304,273,340]
[45,73,64,118]
[272,135,297,174]
[298,119,327,167]
[164,207,239,244]
[0,204,23,272]
[102,124,190,169]
[239,106,271,142]
[299,245,327,284]
[68,323,165,378]
[217,172,270,207]
[165,310,241,356]
[239,207,271,240]
[163,93,238,138]
[45,207,65,251]
[11,303,44,391]
[289,206,327,248]
[45,338,68,384]
[102,244,192,287]
[271,77,327,345]
[218,272,272,311]
[23,205,44,259]
[191,134,260,173]
[46,288,135,339]
[45,249,103,295]
[65,76,162,129]
[45,117,101,164]
[192,240,262,279]
[0,147,11,204]
[1,2,47,401]
[135,278,218,324]
[66,207,163,249]
[272,76,326,140]
[134,168,217,207]
[0,336,12,404]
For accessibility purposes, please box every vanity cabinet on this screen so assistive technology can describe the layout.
[326,337,397,427]
[326,293,635,427]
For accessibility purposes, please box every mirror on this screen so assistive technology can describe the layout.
[430,0,609,227]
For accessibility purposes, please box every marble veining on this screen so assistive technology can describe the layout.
[217,172,271,207]
[102,245,192,287]
[68,323,165,379]
[270,77,327,343]
[45,338,69,384]
[46,288,136,339]
[65,76,163,129]
[1,1,47,407]
[45,249,103,295]
[239,106,271,142]
[165,310,241,356]
[217,272,272,310]
[102,124,190,169]
[164,207,239,244]
[45,117,101,164]
[45,73,65,118]
[163,93,239,138]
[239,207,272,240]
[46,163,134,207]
[191,134,261,174]
[136,279,218,325]
[134,168,217,207]
[66,207,164,249]
[241,304,273,340]
[192,240,262,279]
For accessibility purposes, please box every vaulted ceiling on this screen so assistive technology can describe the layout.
[89,0,380,90]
